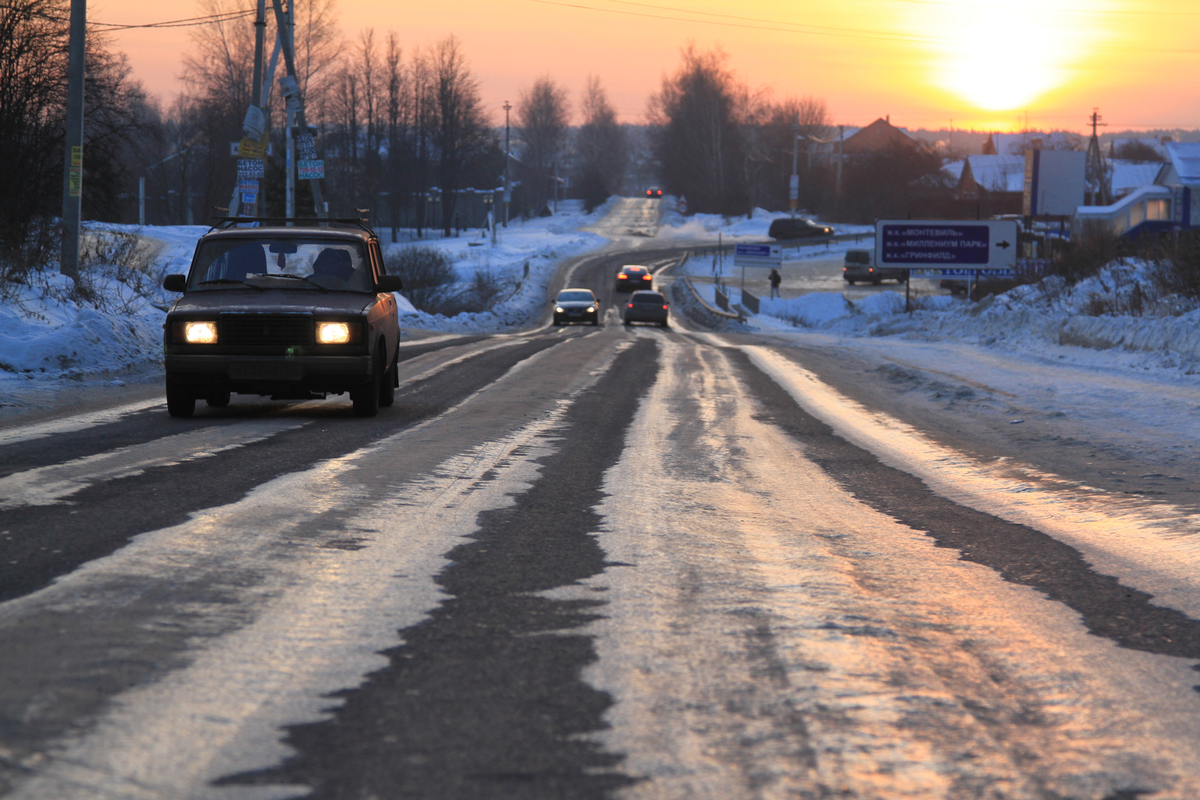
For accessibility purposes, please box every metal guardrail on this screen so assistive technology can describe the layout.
[679,275,744,322]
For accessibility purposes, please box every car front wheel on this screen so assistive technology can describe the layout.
[166,377,195,418]
[351,351,383,417]
[380,350,396,408]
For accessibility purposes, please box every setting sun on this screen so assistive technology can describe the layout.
[898,0,1117,114]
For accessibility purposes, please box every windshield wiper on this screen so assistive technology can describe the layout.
[260,273,331,291]
[197,278,261,289]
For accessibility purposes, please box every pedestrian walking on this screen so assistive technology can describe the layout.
[769,268,782,299]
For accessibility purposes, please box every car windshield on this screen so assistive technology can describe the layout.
[632,293,664,304]
[188,238,372,292]
[558,291,594,302]
[622,267,645,274]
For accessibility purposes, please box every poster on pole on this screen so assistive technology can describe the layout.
[69,146,83,197]
[236,158,265,179]
[295,133,317,161]
[298,159,325,180]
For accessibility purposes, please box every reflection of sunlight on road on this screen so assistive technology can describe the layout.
[746,345,1200,620]
[582,197,662,239]
[568,337,1200,799]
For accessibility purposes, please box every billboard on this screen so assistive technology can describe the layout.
[875,220,1018,270]
[1023,150,1086,216]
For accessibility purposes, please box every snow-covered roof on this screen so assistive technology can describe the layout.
[942,160,966,182]
[987,131,1077,155]
[1164,142,1200,187]
[967,155,1025,192]
[1109,160,1161,197]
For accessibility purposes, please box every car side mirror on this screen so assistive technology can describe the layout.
[163,274,187,293]
[377,275,404,292]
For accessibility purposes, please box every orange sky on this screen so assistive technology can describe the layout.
[96,0,1200,133]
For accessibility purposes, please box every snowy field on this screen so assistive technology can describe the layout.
[2,200,1199,442]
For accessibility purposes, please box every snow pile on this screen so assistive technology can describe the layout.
[738,260,1200,373]
[383,202,608,333]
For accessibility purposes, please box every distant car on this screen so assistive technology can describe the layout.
[843,248,906,285]
[768,217,833,240]
[615,264,654,292]
[553,288,600,326]
[646,186,663,198]
[161,218,403,418]
[623,290,669,327]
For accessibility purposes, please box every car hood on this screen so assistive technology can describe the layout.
[169,289,374,316]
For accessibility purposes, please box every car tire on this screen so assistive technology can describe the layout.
[553,318,561,326]
[351,351,383,417]
[845,279,855,285]
[872,277,882,285]
[591,317,599,326]
[205,390,231,408]
[166,377,195,418]
[380,350,396,408]
[659,321,668,328]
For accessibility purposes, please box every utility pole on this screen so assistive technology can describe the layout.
[1086,107,1109,206]
[790,113,799,217]
[270,0,325,218]
[503,100,511,227]
[60,0,86,281]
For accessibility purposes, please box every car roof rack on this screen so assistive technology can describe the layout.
[208,216,377,236]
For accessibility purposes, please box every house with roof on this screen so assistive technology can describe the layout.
[942,154,1026,216]
[1074,141,1200,238]
[841,117,917,155]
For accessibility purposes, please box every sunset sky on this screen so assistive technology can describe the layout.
[95,0,1200,133]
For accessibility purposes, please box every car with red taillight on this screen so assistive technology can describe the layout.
[623,290,670,327]
[615,264,654,292]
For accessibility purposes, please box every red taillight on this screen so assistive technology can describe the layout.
[627,303,633,308]
[643,274,652,280]
[662,305,668,310]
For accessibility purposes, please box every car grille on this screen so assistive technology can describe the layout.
[221,315,312,347]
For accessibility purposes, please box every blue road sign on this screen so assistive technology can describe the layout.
[734,243,782,268]
[875,220,1018,270]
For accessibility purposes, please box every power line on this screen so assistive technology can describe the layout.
[888,0,1200,17]
[529,0,949,45]
[90,10,256,31]
[529,0,1200,55]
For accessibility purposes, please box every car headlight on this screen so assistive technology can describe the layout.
[586,306,595,313]
[316,321,354,344]
[184,321,218,344]
[555,306,565,313]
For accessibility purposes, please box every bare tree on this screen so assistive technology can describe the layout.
[647,44,747,215]
[517,76,570,213]
[429,35,492,236]
[759,95,831,212]
[573,76,627,211]
[0,0,149,273]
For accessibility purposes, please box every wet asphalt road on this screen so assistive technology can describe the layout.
[4,226,1200,798]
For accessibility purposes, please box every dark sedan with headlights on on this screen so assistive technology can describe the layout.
[623,290,670,327]
[615,264,654,292]
[161,218,404,418]
[552,288,600,326]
